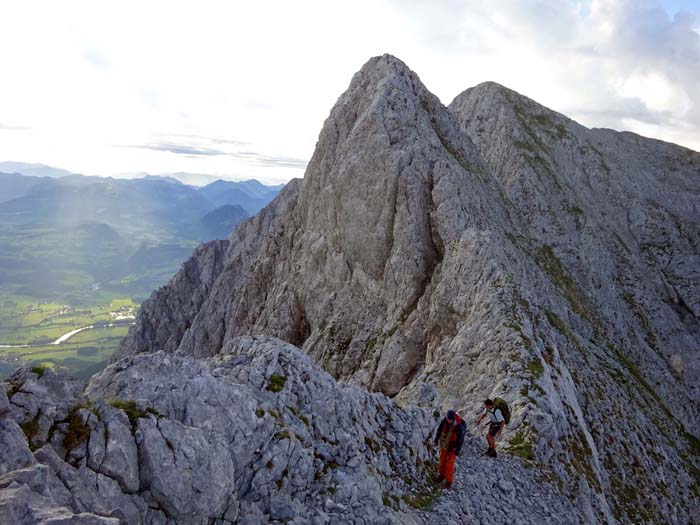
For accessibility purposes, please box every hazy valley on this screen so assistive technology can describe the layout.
[0,167,282,378]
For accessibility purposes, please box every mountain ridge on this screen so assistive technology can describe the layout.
[2,54,699,524]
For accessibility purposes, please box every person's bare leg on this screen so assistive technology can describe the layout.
[486,432,495,450]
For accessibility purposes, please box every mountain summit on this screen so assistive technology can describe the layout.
[3,55,699,524]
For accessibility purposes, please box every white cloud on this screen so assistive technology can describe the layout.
[386,0,700,151]
[0,0,697,185]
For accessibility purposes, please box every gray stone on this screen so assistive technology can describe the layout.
[136,416,235,521]
[4,367,81,451]
[0,420,35,476]
[86,406,139,493]
[0,385,8,417]
[0,480,118,525]
[41,514,120,524]
[0,338,582,523]
[311,511,331,525]
[269,495,296,522]
[498,479,515,493]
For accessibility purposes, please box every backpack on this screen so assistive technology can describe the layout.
[456,420,467,452]
[494,397,510,425]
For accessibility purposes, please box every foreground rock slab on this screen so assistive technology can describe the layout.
[1,336,580,524]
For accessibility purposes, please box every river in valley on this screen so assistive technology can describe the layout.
[0,322,135,349]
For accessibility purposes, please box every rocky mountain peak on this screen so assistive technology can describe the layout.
[117,54,509,401]
[450,80,580,196]
[298,52,484,236]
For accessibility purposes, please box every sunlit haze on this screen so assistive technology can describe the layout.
[0,0,698,184]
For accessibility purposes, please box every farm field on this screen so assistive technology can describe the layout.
[0,294,137,379]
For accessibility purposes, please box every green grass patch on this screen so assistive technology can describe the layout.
[382,494,394,508]
[622,292,657,350]
[20,414,41,449]
[566,204,585,229]
[364,436,381,453]
[361,336,378,359]
[275,429,292,440]
[567,204,584,216]
[507,429,535,460]
[607,344,667,414]
[544,309,573,342]
[402,491,438,511]
[527,358,544,379]
[31,366,46,378]
[108,398,158,428]
[532,245,592,323]
[266,374,286,393]
[402,473,441,511]
[681,427,700,456]
[63,405,92,453]
[566,431,601,491]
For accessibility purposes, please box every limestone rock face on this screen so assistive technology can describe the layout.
[117,239,230,357]
[104,54,699,523]
[449,82,700,522]
[0,419,34,476]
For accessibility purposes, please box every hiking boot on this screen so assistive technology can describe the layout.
[434,475,445,484]
[444,481,452,490]
[486,448,497,457]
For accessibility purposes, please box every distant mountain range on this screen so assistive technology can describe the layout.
[0,161,75,179]
[0,168,284,215]
[0,161,290,188]
[135,171,287,188]
[0,168,285,301]
[199,204,249,241]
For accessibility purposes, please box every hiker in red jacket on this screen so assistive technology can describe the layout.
[432,410,466,489]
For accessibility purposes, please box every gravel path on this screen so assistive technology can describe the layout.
[421,433,578,525]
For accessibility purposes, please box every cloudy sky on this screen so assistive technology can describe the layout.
[0,0,698,184]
